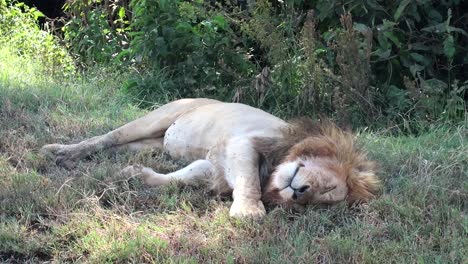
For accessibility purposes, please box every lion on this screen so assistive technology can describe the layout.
[41,98,380,218]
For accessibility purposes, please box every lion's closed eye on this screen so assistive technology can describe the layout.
[292,166,300,177]
[320,185,336,194]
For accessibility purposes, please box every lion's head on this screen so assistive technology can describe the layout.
[255,119,380,207]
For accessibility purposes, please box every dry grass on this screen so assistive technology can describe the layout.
[0,46,467,263]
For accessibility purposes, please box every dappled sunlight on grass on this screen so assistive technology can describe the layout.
[0,47,53,88]
[1,32,467,263]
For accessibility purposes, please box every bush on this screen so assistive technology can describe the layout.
[61,0,130,66]
[52,0,467,129]
[308,0,467,127]
[238,1,376,124]
[125,0,255,101]
[0,0,74,77]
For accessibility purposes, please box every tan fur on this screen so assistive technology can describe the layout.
[257,119,380,205]
[41,99,380,218]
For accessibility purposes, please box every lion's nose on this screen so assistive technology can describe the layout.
[292,185,310,200]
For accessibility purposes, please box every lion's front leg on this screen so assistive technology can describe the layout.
[225,139,266,218]
[121,159,214,186]
[230,196,266,218]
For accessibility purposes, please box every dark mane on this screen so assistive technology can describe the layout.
[254,118,334,189]
[254,118,380,203]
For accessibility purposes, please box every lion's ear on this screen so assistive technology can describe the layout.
[346,168,381,203]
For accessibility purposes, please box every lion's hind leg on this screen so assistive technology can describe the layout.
[41,98,219,168]
[41,114,169,168]
[121,160,214,186]
[113,138,164,152]
[41,134,114,168]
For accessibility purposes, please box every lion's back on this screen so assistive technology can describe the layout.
[163,102,287,160]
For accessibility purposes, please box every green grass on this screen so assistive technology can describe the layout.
[1,46,467,263]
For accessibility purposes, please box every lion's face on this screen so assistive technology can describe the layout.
[266,158,348,205]
[260,126,380,207]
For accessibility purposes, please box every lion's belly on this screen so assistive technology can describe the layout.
[162,103,286,161]
[163,118,214,161]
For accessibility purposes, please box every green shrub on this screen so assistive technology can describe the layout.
[239,1,375,124]
[54,0,466,129]
[236,0,466,127]
[0,0,74,77]
[62,0,130,66]
[240,0,316,116]
[125,0,255,101]
[309,0,467,127]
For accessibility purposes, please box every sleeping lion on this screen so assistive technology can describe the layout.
[41,98,380,218]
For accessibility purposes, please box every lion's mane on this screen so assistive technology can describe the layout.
[254,118,380,205]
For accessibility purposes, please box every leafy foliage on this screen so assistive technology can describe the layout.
[124,0,255,102]
[0,0,74,77]
[45,0,467,129]
[311,0,467,127]
[61,0,130,66]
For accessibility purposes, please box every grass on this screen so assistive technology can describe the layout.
[1,45,467,263]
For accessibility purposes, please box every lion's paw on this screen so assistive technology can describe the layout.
[229,199,266,219]
[40,144,78,168]
[120,165,168,186]
[40,144,65,155]
[120,165,144,178]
